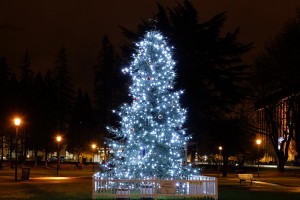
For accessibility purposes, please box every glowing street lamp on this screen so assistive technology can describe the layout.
[91,144,96,171]
[14,117,21,181]
[256,139,261,177]
[218,146,223,176]
[56,135,62,175]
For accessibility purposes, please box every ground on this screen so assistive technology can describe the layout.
[0,162,300,199]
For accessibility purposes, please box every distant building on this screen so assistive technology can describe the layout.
[252,91,300,164]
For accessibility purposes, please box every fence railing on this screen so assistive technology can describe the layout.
[92,174,218,199]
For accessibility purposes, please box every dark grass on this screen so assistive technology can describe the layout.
[0,163,95,199]
[0,179,93,199]
[94,188,300,200]
[219,186,299,200]
[0,163,300,199]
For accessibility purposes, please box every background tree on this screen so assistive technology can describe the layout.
[0,57,11,169]
[251,8,300,171]
[120,0,253,168]
[94,36,118,128]
[121,0,252,135]
[17,51,34,162]
[42,70,61,167]
[67,89,96,165]
[28,72,58,167]
[0,46,97,167]
[53,47,74,132]
[93,35,125,162]
[27,72,44,166]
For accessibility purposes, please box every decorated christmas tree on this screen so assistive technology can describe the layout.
[104,30,198,179]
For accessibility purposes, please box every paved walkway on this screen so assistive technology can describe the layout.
[207,171,300,193]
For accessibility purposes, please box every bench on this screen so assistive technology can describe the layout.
[238,174,255,186]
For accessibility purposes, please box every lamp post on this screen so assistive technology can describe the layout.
[256,139,261,177]
[91,144,96,171]
[14,117,21,181]
[56,135,62,175]
[218,146,222,176]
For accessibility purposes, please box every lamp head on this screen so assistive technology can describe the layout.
[56,136,62,142]
[14,118,21,126]
[256,139,261,145]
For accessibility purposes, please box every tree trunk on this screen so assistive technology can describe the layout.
[9,143,13,168]
[0,135,3,170]
[222,155,228,177]
[44,151,48,168]
[278,156,286,172]
[77,153,82,169]
[34,150,38,167]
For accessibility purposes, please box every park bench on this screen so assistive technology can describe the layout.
[238,174,255,186]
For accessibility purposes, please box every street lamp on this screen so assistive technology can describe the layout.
[91,144,96,171]
[256,139,261,177]
[56,135,62,175]
[14,117,21,181]
[218,146,223,176]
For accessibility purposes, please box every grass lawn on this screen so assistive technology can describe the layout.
[92,186,300,200]
[0,163,300,199]
[1,178,92,199]
[0,163,95,200]
[219,185,300,200]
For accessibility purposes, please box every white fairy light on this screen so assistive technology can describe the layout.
[103,30,198,180]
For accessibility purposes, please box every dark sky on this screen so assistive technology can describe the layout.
[1,0,300,94]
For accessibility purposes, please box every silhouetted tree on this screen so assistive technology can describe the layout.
[252,8,300,172]
[42,70,60,167]
[119,0,253,166]
[19,50,33,85]
[120,0,252,137]
[67,89,96,164]
[0,57,11,168]
[93,36,125,160]
[27,72,58,167]
[53,47,74,132]
[94,36,117,126]
[18,50,34,162]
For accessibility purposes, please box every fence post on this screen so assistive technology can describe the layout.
[154,178,157,200]
[92,175,95,199]
[216,178,218,200]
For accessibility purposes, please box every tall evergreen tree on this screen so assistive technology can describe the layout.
[17,51,34,162]
[42,70,59,166]
[0,57,11,117]
[103,31,198,179]
[93,36,125,161]
[0,57,11,168]
[28,72,50,166]
[19,50,33,85]
[18,50,34,109]
[120,0,252,137]
[53,47,74,132]
[67,89,96,161]
[94,36,118,127]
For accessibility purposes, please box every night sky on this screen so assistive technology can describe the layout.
[0,0,300,94]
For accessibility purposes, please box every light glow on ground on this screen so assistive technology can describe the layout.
[30,177,71,180]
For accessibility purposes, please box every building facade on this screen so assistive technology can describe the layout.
[253,92,300,165]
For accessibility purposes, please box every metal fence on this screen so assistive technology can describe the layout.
[92,174,218,199]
